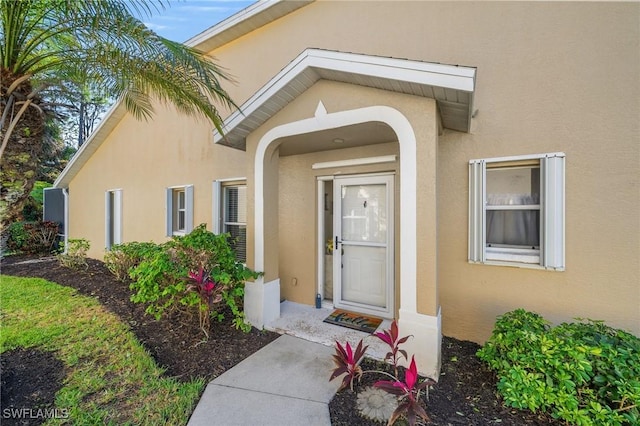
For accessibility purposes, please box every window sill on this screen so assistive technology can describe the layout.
[469,259,564,272]
[486,248,539,264]
[172,231,186,237]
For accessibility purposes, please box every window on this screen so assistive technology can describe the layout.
[469,153,565,270]
[175,189,186,232]
[213,180,247,262]
[166,185,193,236]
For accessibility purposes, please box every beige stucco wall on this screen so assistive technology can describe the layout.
[66,1,639,342]
[242,80,438,316]
[210,0,639,341]
[69,102,247,259]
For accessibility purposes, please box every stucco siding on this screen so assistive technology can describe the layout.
[69,102,247,259]
[65,1,639,342]
[223,1,639,340]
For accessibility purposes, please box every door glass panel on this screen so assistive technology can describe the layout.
[341,184,387,243]
[341,245,386,308]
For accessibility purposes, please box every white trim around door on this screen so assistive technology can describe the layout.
[332,174,394,318]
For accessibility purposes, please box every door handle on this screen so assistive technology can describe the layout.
[335,236,341,247]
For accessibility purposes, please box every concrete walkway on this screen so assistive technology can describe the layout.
[187,334,341,426]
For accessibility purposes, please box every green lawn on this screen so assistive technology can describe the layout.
[0,275,204,425]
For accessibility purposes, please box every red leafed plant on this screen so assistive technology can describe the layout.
[186,266,222,338]
[374,355,436,425]
[374,319,410,377]
[329,340,369,391]
[329,320,436,426]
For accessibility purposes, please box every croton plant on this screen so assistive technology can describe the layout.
[330,320,436,426]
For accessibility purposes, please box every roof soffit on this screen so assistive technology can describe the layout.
[214,49,477,151]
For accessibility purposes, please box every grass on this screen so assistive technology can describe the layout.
[0,275,204,425]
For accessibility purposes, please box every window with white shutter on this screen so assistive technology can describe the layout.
[469,153,565,270]
[166,185,194,236]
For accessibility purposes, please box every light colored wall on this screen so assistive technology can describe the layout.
[69,102,247,259]
[218,1,638,340]
[243,80,438,315]
[68,1,639,341]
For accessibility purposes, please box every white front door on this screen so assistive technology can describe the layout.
[333,174,394,318]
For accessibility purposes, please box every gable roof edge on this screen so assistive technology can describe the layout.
[213,48,477,150]
[186,0,313,51]
[54,101,127,188]
[53,1,314,189]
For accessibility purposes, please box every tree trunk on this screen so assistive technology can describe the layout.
[78,101,85,147]
[1,69,45,230]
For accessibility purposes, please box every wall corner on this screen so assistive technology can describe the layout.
[398,307,442,380]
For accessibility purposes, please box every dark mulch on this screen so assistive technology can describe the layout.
[1,254,563,425]
[1,254,280,381]
[330,340,562,425]
[1,348,66,426]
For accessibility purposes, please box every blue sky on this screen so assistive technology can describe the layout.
[141,1,255,43]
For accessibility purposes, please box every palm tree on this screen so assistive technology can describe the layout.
[1,0,237,227]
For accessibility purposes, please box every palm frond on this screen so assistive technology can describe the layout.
[2,0,237,135]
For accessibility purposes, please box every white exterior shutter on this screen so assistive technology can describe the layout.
[166,188,173,236]
[105,190,122,249]
[113,190,122,245]
[541,154,565,270]
[185,185,194,233]
[105,191,112,249]
[468,160,485,262]
[212,181,222,234]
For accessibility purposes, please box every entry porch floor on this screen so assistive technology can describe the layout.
[264,300,392,361]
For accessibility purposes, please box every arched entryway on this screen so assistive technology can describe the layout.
[244,100,442,376]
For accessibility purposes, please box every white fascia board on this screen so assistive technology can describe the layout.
[308,49,476,91]
[214,49,315,142]
[54,101,126,188]
[186,1,312,50]
[186,1,277,47]
[213,48,476,144]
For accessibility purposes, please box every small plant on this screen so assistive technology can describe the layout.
[57,238,90,269]
[104,242,159,282]
[126,225,260,338]
[375,320,409,378]
[4,221,59,254]
[477,309,640,426]
[330,320,436,426]
[330,340,369,391]
[326,238,334,255]
[375,356,433,426]
[186,267,223,338]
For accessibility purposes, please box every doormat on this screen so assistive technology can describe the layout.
[323,309,383,334]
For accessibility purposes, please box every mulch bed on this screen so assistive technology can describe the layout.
[1,254,562,425]
[1,348,66,426]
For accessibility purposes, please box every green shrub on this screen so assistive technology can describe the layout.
[5,222,29,252]
[5,221,59,254]
[104,242,160,282]
[477,309,640,425]
[57,238,90,269]
[126,224,261,336]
